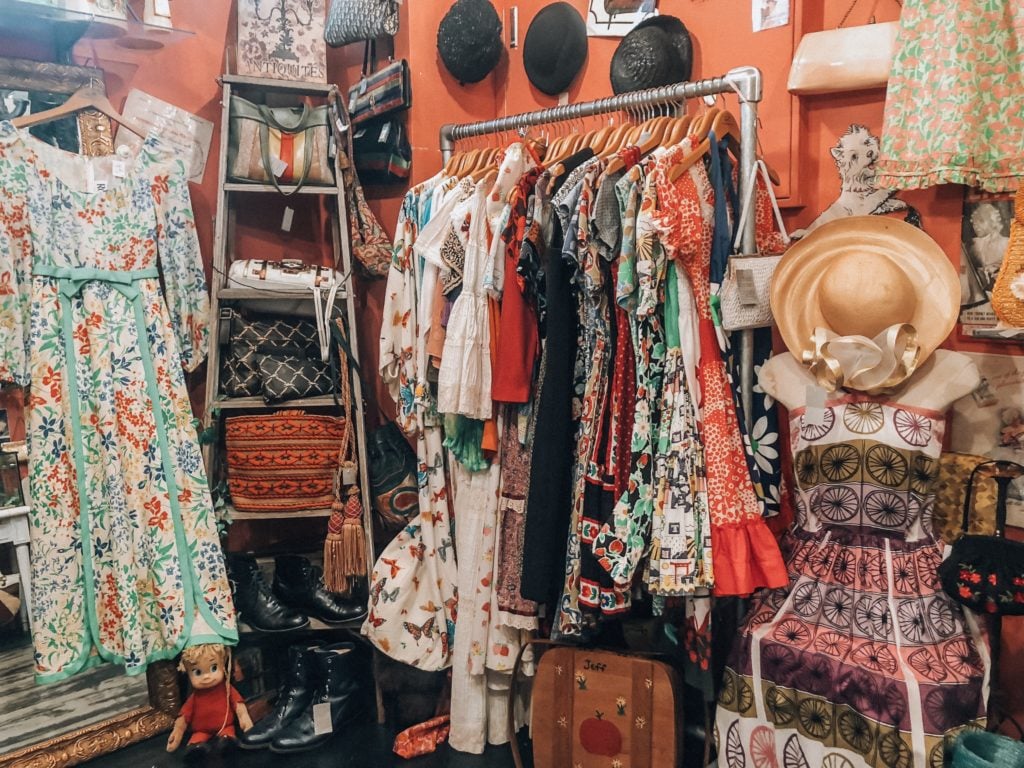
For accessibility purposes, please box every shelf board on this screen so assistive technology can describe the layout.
[217,287,348,302]
[211,394,337,410]
[0,0,194,47]
[223,182,340,195]
[238,615,363,635]
[229,508,333,521]
[221,73,336,96]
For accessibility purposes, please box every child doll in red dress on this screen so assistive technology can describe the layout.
[167,644,253,763]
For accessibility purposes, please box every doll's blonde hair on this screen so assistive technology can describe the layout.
[177,643,229,674]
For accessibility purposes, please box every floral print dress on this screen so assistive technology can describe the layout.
[0,122,236,681]
[649,140,787,597]
[876,0,1024,192]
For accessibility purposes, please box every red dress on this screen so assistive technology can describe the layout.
[649,141,787,596]
[180,684,244,744]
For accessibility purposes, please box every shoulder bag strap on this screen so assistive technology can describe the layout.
[256,103,314,196]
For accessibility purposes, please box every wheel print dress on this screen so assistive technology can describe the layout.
[717,393,989,768]
[0,122,237,681]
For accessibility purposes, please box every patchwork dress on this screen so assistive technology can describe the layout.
[718,393,989,768]
[0,122,236,681]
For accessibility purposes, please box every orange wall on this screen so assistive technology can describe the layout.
[3,0,1022,726]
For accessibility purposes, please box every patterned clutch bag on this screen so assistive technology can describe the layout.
[225,411,345,513]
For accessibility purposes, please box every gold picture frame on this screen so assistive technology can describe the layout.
[0,50,176,753]
[0,662,180,768]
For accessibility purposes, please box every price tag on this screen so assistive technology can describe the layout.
[804,385,828,428]
[358,78,368,95]
[312,703,333,736]
[342,465,357,485]
[335,116,348,134]
[378,121,391,143]
[153,0,171,17]
[735,267,758,306]
[328,136,336,159]
[85,163,108,193]
[112,159,126,179]
[348,92,358,113]
[281,206,294,233]
[269,156,289,178]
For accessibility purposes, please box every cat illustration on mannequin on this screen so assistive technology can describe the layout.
[792,124,919,239]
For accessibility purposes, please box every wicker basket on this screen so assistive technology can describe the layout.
[225,410,345,513]
[990,184,1024,327]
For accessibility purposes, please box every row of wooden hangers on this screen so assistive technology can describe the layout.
[442,105,776,197]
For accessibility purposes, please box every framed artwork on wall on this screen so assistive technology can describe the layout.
[958,189,1021,341]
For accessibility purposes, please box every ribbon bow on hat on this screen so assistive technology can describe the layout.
[803,323,921,394]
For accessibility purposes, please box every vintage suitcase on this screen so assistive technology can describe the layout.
[523,645,680,768]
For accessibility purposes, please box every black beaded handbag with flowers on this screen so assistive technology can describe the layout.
[938,459,1024,616]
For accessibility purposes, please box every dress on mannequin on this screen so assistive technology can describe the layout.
[718,217,988,768]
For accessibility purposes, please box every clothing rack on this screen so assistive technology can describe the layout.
[439,66,765,426]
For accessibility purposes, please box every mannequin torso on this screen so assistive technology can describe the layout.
[760,349,981,413]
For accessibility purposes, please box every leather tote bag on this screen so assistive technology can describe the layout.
[228,95,335,194]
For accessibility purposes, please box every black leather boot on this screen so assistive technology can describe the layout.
[272,554,367,625]
[269,643,366,753]
[227,554,308,632]
[238,644,317,750]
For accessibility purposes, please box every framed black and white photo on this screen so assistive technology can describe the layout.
[959,189,1023,340]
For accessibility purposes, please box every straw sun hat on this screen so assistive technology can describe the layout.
[771,216,959,386]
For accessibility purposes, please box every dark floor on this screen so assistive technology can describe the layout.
[81,723,532,768]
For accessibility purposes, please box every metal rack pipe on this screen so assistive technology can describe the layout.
[438,66,763,429]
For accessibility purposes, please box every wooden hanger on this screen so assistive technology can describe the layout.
[663,113,695,148]
[13,85,148,138]
[601,114,675,179]
[667,109,741,183]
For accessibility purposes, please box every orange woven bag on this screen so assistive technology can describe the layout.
[225,410,345,513]
[991,184,1024,327]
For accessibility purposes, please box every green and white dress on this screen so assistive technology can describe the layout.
[0,122,237,682]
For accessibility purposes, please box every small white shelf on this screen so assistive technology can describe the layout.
[211,394,336,411]
[223,182,340,195]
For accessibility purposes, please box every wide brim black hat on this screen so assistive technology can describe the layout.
[437,0,505,85]
[523,2,588,96]
[610,14,693,95]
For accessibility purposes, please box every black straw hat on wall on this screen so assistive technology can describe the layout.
[610,15,693,94]
[437,0,505,85]
[523,3,588,96]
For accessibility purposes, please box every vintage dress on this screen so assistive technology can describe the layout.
[649,141,787,597]
[0,123,236,681]
[876,0,1024,192]
[717,394,989,768]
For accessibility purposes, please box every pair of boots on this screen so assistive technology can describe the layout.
[239,642,366,753]
[227,554,366,632]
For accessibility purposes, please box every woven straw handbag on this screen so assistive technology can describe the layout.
[990,184,1024,326]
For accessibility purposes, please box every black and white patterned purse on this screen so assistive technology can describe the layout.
[324,0,400,47]
[221,310,335,403]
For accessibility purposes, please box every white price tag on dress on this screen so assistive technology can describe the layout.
[804,384,828,427]
[281,206,294,232]
[153,0,171,17]
[112,159,126,179]
[312,703,333,735]
[378,122,391,143]
[269,156,289,178]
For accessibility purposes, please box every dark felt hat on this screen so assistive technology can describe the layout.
[523,3,588,96]
[610,15,693,94]
[437,0,505,85]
